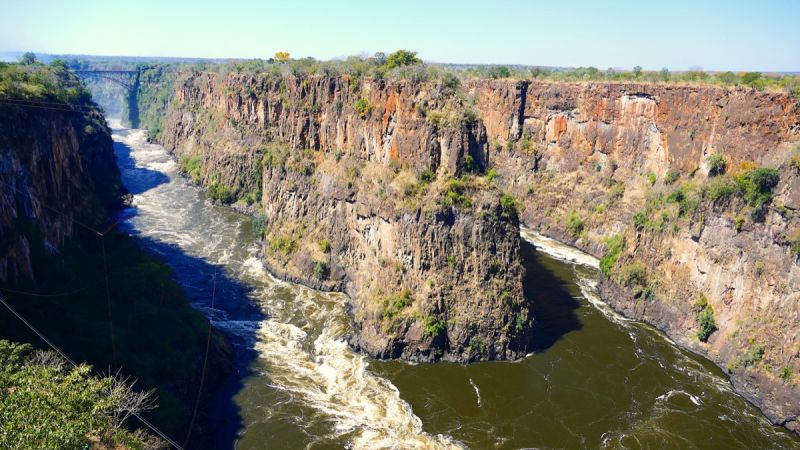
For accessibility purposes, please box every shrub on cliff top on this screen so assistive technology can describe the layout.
[0,340,155,449]
[385,50,422,69]
[442,72,460,90]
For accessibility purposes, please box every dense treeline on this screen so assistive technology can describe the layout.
[172,50,800,96]
[0,57,95,105]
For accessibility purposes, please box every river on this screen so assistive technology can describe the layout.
[111,122,800,449]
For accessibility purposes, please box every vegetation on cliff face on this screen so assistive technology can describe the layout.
[130,61,533,363]
[124,55,799,427]
[134,64,177,140]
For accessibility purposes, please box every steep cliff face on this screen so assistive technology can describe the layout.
[136,68,800,429]
[469,79,800,431]
[0,100,123,282]
[145,70,532,362]
[0,65,238,446]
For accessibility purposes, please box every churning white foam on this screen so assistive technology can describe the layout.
[253,304,463,449]
[520,227,599,269]
[520,228,630,326]
[469,378,482,407]
[114,124,461,449]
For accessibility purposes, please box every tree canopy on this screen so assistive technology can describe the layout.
[385,50,422,69]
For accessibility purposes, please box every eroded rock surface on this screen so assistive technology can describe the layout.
[135,69,800,430]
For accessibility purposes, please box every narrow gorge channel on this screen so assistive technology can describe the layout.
[112,121,799,449]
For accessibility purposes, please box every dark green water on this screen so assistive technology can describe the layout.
[114,124,799,449]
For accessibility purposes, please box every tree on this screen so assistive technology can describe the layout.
[487,65,511,79]
[373,52,387,65]
[633,65,643,78]
[659,67,670,82]
[385,50,422,69]
[718,71,737,85]
[20,52,37,64]
[274,51,290,63]
[741,72,763,87]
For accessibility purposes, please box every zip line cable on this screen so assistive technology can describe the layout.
[0,282,99,297]
[0,293,185,450]
[0,97,95,108]
[100,237,118,365]
[0,99,96,114]
[183,266,217,449]
[1,178,117,360]
[0,294,77,367]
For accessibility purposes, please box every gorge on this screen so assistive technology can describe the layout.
[1,57,799,449]
[130,62,800,436]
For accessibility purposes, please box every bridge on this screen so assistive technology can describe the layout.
[73,69,141,127]
[73,69,139,89]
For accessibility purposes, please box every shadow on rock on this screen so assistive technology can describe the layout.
[520,240,583,352]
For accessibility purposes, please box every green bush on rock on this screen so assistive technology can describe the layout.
[600,234,625,277]
[207,182,235,204]
[695,293,717,342]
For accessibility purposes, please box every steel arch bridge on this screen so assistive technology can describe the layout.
[73,69,141,126]
[73,70,139,89]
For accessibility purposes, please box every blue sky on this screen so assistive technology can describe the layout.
[1,0,798,71]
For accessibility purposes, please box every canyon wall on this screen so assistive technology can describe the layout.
[469,79,800,431]
[144,69,533,362]
[0,98,123,282]
[135,68,800,430]
[0,68,235,446]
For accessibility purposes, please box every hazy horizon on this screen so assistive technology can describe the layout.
[1,0,798,72]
